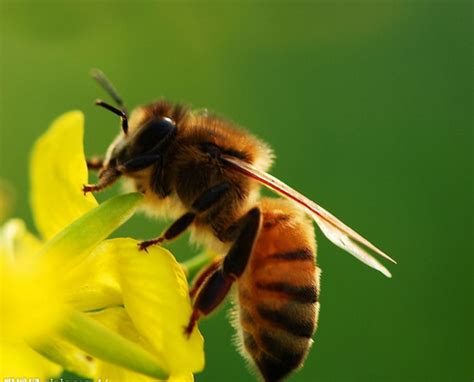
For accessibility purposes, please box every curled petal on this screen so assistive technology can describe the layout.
[30,111,98,240]
[102,239,205,375]
[65,239,122,312]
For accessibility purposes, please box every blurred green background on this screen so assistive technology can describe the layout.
[0,1,472,381]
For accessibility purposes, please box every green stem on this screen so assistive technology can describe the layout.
[181,251,216,280]
[59,310,168,380]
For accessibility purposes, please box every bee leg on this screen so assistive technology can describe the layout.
[184,208,261,337]
[138,212,196,251]
[117,155,161,173]
[191,182,231,212]
[189,257,223,299]
[222,207,261,278]
[86,156,104,171]
[184,267,234,337]
[138,182,231,251]
[82,167,121,194]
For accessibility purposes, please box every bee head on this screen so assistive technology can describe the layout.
[90,70,178,185]
[102,107,177,172]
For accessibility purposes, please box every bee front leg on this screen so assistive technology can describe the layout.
[118,155,161,173]
[138,182,231,251]
[82,167,121,194]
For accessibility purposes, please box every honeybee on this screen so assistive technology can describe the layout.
[84,70,395,382]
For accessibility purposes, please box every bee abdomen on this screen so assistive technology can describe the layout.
[256,329,311,382]
[257,302,316,338]
[238,279,319,381]
[235,198,320,381]
[256,281,318,304]
[240,325,310,382]
[239,299,317,382]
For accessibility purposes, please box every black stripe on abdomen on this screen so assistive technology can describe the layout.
[255,330,308,382]
[243,330,259,354]
[269,248,314,261]
[257,303,315,338]
[256,281,318,304]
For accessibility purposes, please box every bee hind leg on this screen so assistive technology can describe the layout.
[189,257,223,299]
[184,207,261,337]
[222,207,261,278]
[184,267,234,338]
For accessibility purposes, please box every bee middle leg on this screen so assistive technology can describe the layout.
[138,182,231,251]
[184,207,261,336]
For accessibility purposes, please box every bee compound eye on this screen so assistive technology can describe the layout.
[162,116,175,125]
[134,117,176,152]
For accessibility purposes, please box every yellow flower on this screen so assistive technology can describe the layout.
[0,112,204,381]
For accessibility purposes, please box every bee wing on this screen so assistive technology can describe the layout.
[222,155,396,278]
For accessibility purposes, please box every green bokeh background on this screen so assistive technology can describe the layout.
[0,1,472,381]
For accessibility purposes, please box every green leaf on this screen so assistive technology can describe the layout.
[39,193,143,271]
[29,336,96,378]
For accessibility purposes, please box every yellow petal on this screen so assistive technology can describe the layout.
[0,219,42,261]
[0,340,61,379]
[65,240,122,312]
[107,239,205,375]
[0,222,64,375]
[30,111,98,240]
[0,220,64,342]
[90,307,193,382]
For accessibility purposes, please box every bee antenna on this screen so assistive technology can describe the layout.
[90,68,128,116]
[95,99,129,135]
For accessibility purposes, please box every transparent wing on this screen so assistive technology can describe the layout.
[222,155,395,278]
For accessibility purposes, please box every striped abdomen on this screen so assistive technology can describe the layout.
[234,198,320,382]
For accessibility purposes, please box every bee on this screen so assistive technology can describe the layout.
[84,70,395,382]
